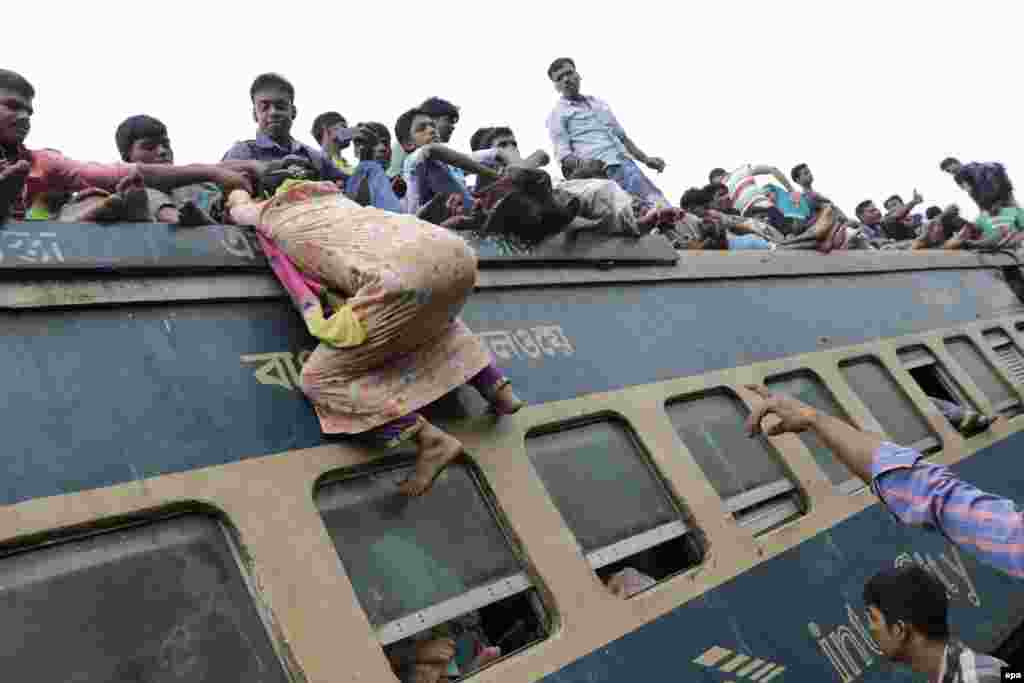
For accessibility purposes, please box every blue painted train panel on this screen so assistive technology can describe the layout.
[542,432,1024,683]
[0,268,1018,505]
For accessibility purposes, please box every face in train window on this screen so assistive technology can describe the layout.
[838,356,941,453]
[765,370,864,494]
[666,389,805,536]
[315,463,549,679]
[526,417,703,597]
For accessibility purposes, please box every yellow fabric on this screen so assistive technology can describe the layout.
[307,304,367,348]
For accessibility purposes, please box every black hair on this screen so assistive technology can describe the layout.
[395,108,431,146]
[855,199,874,218]
[547,57,576,79]
[680,186,712,211]
[706,182,728,197]
[709,167,727,183]
[470,127,494,152]
[249,73,295,103]
[114,115,168,162]
[419,97,459,121]
[311,112,346,144]
[791,163,809,183]
[0,69,35,99]
[358,121,391,145]
[863,566,950,641]
[484,126,515,148]
[925,205,943,220]
[940,157,960,173]
[885,194,904,208]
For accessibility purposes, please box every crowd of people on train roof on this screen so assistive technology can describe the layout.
[1,62,1019,253]
[5,62,1024,682]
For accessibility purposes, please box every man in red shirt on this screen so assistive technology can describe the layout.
[0,69,253,225]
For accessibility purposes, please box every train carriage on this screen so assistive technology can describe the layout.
[3,220,1024,682]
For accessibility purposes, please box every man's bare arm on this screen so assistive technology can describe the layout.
[745,384,882,483]
[419,144,501,181]
[136,164,252,194]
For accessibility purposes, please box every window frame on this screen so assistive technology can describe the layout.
[837,354,942,455]
[764,368,866,496]
[665,388,806,536]
[945,334,1022,417]
[525,412,697,572]
[314,459,548,647]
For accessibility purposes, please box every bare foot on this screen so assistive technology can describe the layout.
[399,422,465,497]
[490,383,525,416]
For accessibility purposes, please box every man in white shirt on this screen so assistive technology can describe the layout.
[545,57,669,211]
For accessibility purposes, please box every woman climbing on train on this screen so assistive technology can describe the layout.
[225,155,524,496]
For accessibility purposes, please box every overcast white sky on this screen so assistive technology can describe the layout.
[6,1,1017,218]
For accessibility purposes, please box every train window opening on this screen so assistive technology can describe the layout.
[0,512,292,682]
[525,418,703,596]
[764,370,863,494]
[946,336,1023,418]
[838,357,941,454]
[666,390,806,536]
[898,346,993,437]
[314,463,549,680]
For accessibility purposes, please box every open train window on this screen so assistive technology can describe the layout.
[314,463,548,681]
[764,370,863,494]
[947,335,1023,418]
[525,417,703,597]
[838,356,941,454]
[0,512,291,682]
[898,345,992,434]
[666,389,805,536]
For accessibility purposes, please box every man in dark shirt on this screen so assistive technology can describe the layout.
[882,192,925,241]
[222,73,346,185]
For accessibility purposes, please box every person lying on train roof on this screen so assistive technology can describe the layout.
[397,110,578,240]
[0,69,254,226]
[222,73,348,185]
[224,160,525,497]
[864,565,1006,682]
[546,57,670,214]
[744,384,1024,579]
[711,163,811,238]
[672,185,776,250]
[476,125,646,238]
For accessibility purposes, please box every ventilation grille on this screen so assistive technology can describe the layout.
[995,344,1024,385]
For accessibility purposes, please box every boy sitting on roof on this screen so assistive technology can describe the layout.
[57,114,225,225]
[0,69,252,226]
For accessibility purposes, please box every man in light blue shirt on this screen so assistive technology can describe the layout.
[545,57,669,210]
